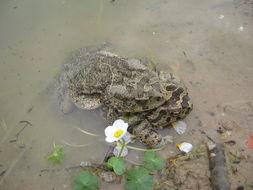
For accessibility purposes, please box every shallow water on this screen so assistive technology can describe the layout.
[0,0,253,189]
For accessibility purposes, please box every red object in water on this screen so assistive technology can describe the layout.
[247,134,253,149]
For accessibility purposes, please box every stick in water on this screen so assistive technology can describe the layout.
[208,143,230,190]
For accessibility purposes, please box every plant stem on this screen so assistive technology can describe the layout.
[118,138,125,158]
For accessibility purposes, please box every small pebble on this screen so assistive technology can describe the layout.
[98,171,116,183]
[219,15,224,19]
[207,142,216,150]
[239,26,244,31]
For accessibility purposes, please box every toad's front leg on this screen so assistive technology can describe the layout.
[130,120,164,148]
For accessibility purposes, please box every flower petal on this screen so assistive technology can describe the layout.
[113,119,126,128]
[121,123,128,131]
[104,125,115,137]
[105,136,117,143]
[113,119,128,131]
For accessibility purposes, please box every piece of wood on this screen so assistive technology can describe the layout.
[208,143,230,190]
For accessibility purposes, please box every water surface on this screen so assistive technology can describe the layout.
[0,0,253,189]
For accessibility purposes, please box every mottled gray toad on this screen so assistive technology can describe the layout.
[56,45,192,147]
[106,71,193,147]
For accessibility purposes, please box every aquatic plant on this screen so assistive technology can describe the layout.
[73,171,100,190]
[46,145,65,164]
[125,167,154,190]
[142,151,165,171]
[106,157,126,175]
[69,119,166,190]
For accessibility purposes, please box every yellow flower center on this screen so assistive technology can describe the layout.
[114,129,124,138]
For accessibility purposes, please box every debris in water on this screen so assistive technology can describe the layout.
[80,161,92,167]
[208,143,230,190]
[247,133,253,149]
[73,126,100,137]
[62,140,89,147]
[199,129,215,143]
[172,120,187,135]
[9,120,32,143]
[229,152,241,164]
[177,142,193,153]
[239,26,244,31]
[27,106,34,113]
[224,140,236,146]
[220,133,228,140]
[207,142,216,150]
[98,170,116,183]
[219,15,225,19]
[0,170,6,177]
[220,131,232,140]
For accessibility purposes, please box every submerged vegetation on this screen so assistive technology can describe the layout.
[70,119,166,189]
[45,119,167,189]
[125,167,153,190]
[106,157,126,175]
[72,151,165,190]
[72,121,165,189]
[142,151,165,171]
[73,171,100,190]
[46,145,65,164]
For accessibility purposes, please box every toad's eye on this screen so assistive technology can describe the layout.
[166,85,177,91]
[155,97,161,102]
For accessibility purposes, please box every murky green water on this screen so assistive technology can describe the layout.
[1,0,253,189]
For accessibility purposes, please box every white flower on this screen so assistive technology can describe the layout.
[105,119,129,143]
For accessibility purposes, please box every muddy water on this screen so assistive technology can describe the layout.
[0,0,253,189]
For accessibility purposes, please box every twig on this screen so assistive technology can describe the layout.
[40,163,107,173]
[199,129,215,143]
[9,121,32,143]
[168,151,205,166]
[103,145,115,163]
[0,170,6,177]
[19,120,32,126]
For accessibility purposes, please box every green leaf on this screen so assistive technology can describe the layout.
[106,157,125,175]
[73,171,100,190]
[142,151,165,171]
[46,145,65,164]
[125,167,153,190]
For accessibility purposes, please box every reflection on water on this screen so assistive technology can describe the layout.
[0,0,253,189]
